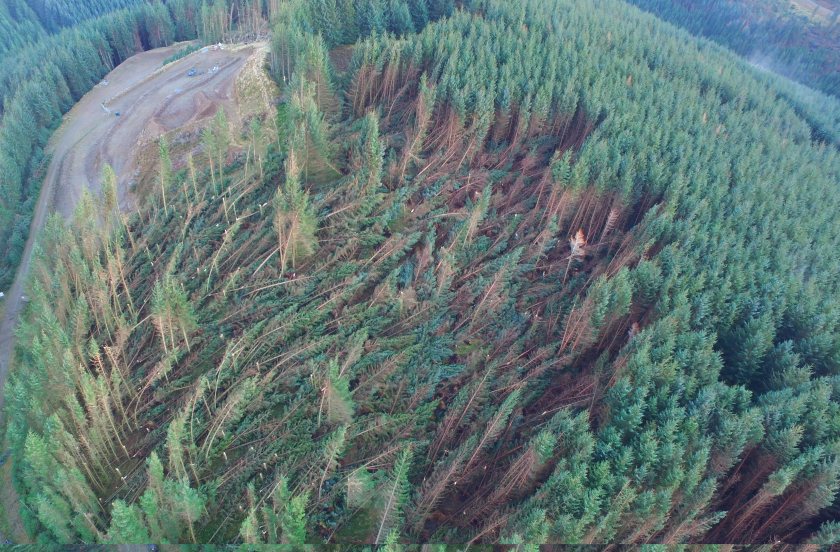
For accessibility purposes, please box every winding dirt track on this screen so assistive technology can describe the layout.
[0,42,255,542]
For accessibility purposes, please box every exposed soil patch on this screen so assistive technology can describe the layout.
[52,42,257,215]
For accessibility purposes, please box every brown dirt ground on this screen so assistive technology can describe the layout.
[53,42,258,215]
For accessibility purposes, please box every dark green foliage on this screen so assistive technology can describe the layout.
[162,42,203,65]
[303,0,448,47]
[626,0,840,99]
[6,0,840,547]
[0,0,141,55]
[107,501,152,543]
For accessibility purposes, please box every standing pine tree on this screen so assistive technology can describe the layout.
[158,136,172,217]
[273,154,317,275]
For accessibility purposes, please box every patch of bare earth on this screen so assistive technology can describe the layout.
[133,42,278,199]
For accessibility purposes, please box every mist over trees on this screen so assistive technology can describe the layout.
[0,0,141,55]
[4,0,840,546]
[626,0,840,99]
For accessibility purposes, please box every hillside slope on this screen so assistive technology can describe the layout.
[5,0,840,545]
[626,0,840,98]
[0,41,265,424]
[0,0,206,293]
[0,0,185,56]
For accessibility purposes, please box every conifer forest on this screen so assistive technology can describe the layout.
[2,0,840,546]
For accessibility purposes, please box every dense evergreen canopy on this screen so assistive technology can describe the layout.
[0,0,143,56]
[1,0,144,40]
[4,0,840,546]
[627,0,840,99]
